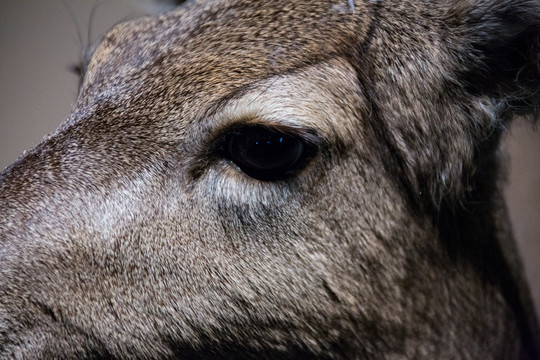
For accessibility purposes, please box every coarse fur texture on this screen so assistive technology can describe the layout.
[1,0,539,358]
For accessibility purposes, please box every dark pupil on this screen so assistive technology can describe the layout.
[227,126,305,181]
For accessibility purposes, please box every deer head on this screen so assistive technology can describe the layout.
[1,0,539,358]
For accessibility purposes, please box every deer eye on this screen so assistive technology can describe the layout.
[224,125,315,181]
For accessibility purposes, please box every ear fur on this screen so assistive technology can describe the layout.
[448,0,540,120]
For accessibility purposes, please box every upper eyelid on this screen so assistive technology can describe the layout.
[202,61,360,154]
[203,65,317,121]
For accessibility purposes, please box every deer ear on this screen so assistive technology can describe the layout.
[451,0,540,118]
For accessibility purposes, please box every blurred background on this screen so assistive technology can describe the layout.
[1,0,539,316]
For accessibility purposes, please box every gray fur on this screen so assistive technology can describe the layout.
[0,0,539,358]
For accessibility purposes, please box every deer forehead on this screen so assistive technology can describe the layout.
[78,0,372,109]
[72,2,379,154]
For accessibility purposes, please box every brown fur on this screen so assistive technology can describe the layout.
[1,0,539,358]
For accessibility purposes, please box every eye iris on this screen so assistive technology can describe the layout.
[227,126,306,181]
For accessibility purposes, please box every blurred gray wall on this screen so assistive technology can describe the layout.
[0,0,173,166]
[1,0,539,316]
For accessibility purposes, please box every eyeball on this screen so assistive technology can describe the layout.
[224,125,315,181]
